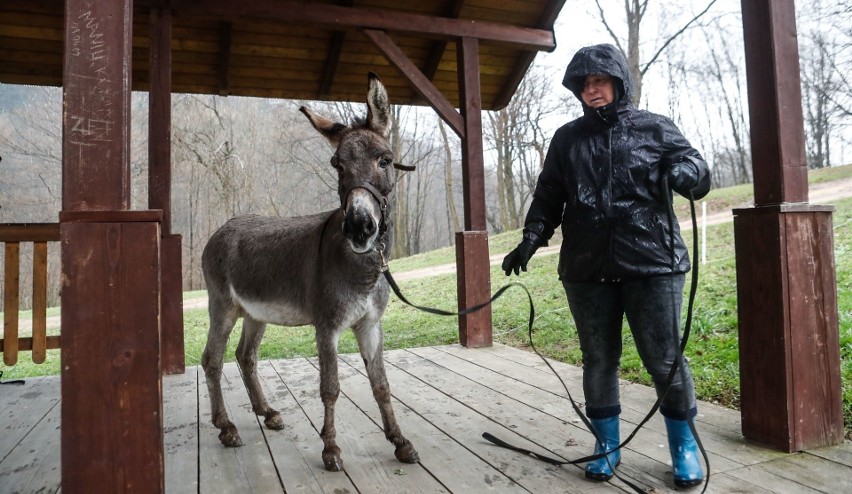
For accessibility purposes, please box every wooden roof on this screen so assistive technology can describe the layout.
[0,0,565,110]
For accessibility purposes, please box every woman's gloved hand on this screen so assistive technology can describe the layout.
[502,231,544,276]
[666,160,700,197]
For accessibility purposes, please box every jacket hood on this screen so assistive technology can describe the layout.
[562,44,632,106]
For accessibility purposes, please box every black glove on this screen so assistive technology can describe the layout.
[502,231,544,276]
[666,160,700,197]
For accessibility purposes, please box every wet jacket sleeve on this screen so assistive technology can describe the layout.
[659,117,711,200]
[523,132,567,242]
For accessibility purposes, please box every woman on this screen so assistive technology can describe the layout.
[502,44,710,487]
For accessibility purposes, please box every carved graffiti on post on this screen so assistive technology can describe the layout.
[62,1,132,211]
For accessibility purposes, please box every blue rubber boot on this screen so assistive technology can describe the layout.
[664,417,704,488]
[585,416,621,481]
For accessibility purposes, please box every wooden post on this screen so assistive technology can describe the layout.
[149,7,185,375]
[62,0,165,491]
[455,37,492,347]
[735,0,843,451]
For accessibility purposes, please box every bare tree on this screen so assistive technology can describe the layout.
[797,0,851,168]
[437,120,461,243]
[593,0,719,107]
[484,65,559,231]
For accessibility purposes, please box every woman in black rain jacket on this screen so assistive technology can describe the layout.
[502,44,710,488]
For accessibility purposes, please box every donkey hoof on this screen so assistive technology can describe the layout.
[322,447,343,472]
[394,440,420,464]
[264,411,285,430]
[218,425,243,447]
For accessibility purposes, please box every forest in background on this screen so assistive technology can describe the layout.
[0,0,850,309]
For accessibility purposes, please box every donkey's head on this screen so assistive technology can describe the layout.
[300,73,394,254]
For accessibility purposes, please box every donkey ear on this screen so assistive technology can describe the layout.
[300,106,347,146]
[365,72,391,137]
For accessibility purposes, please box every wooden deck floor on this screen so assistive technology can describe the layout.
[2,343,850,493]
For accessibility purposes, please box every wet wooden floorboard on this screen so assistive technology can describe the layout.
[1,344,850,493]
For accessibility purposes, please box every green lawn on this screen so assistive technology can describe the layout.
[2,167,850,436]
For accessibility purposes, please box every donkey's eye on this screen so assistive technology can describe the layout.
[379,158,391,169]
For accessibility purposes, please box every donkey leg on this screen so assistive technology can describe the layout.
[236,317,284,430]
[355,321,419,464]
[201,301,243,447]
[316,329,344,471]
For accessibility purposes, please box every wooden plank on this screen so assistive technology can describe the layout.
[333,354,527,493]
[455,231,492,347]
[404,347,741,477]
[163,367,200,493]
[765,453,852,491]
[725,462,826,494]
[31,241,48,363]
[0,394,61,493]
[254,360,361,494]
[0,375,60,461]
[375,349,636,493]
[275,357,449,493]
[60,219,164,493]
[0,224,60,242]
[0,335,60,353]
[198,363,285,493]
[161,235,185,375]
[444,345,784,467]
[3,242,20,366]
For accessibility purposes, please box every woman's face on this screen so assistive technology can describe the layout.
[581,74,615,108]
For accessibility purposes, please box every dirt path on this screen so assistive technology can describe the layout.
[15,176,852,328]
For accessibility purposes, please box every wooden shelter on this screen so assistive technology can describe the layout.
[0,0,843,492]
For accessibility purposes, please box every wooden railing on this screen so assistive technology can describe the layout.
[1,223,61,365]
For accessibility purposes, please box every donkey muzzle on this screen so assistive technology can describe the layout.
[342,188,380,254]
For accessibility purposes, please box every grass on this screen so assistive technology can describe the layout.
[2,166,850,437]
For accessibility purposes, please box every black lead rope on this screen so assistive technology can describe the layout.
[0,371,25,385]
[382,191,709,493]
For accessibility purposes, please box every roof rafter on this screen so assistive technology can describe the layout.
[144,0,556,50]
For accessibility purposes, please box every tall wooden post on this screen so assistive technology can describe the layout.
[455,36,492,348]
[149,7,185,375]
[61,0,165,492]
[734,0,843,451]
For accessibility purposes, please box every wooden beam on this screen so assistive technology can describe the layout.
[420,0,466,85]
[147,0,556,51]
[457,36,485,231]
[741,0,807,205]
[62,1,164,491]
[0,335,61,353]
[149,7,173,233]
[148,8,185,376]
[319,31,346,97]
[455,36,492,348]
[318,0,354,97]
[0,223,60,242]
[735,0,843,452]
[217,21,232,96]
[364,29,464,138]
[62,0,133,211]
[493,0,566,109]
[61,215,164,492]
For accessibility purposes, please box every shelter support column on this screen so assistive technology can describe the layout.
[149,7,185,375]
[736,0,842,451]
[61,0,165,492]
[456,37,492,347]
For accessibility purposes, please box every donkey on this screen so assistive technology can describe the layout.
[200,73,418,472]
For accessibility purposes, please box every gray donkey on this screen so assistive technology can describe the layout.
[200,73,419,471]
